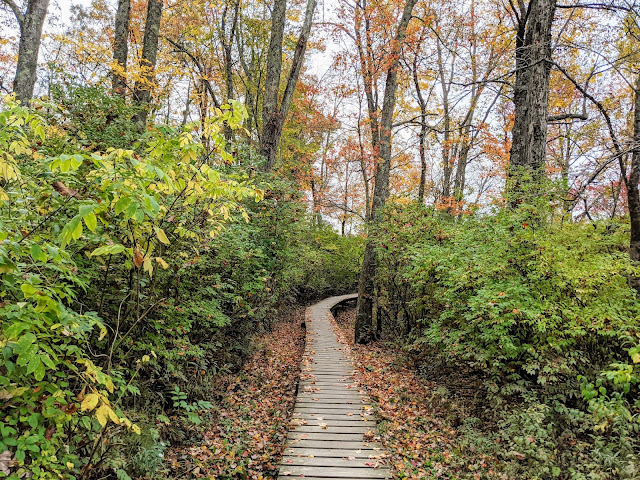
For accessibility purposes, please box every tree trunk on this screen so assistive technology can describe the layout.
[112,0,130,96]
[436,37,453,200]
[357,106,371,219]
[220,0,239,140]
[508,0,557,204]
[628,73,640,293]
[133,0,163,130]
[260,0,317,171]
[354,0,418,343]
[453,109,475,203]
[4,0,50,105]
[412,54,428,203]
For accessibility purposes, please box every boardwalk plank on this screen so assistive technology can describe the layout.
[279,466,389,478]
[277,294,390,480]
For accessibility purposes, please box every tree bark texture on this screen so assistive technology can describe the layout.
[4,0,50,104]
[112,0,131,96]
[260,0,317,172]
[354,0,418,343]
[133,0,163,130]
[508,0,557,203]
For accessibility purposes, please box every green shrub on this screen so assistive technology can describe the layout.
[373,201,640,478]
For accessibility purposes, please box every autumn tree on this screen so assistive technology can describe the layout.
[351,0,419,342]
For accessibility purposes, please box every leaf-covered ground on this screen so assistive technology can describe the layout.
[332,308,498,480]
[165,308,305,479]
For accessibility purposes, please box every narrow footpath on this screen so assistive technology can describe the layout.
[277,294,390,479]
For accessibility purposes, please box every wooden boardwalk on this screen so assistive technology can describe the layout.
[277,294,390,479]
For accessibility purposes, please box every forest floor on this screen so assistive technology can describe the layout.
[332,308,499,480]
[165,307,306,480]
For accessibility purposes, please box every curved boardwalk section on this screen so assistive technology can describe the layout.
[277,294,390,480]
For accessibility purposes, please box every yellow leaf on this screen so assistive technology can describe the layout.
[104,377,115,394]
[108,406,120,425]
[155,227,170,245]
[143,256,153,278]
[98,325,107,341]
[95,404,110,427]
[155,257,169,269]
[81,393,100,412]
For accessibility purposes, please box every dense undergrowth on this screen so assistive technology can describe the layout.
[0,88,363,479]
[372,202,640,479]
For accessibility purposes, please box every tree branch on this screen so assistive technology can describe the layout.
[280,0,317,119]
[548,112,588,122]
[0,0,24,27]
[557,2,633,12]
[162,37,221,109]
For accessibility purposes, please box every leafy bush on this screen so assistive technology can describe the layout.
[0,91,364,478]
[0,96,258,478]
[373,201,640,479]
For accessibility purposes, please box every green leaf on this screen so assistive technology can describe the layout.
[78,205,95,217]
[84,212,97,232]
[27,414,39,429]
[59,216,82,246]
[14,332,36,353]
[29,244,47,262]
[114,196,131,215]
[21,283,37,298]
[17,344,38,367]
[72,219,83,240]
[124,201,138,220]
[40,353,55,369]
[26,356,42,377]
[90,244,126,257]
[4,322,29,339]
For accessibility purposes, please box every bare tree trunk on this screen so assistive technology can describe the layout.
[220,0,240,140]
[412,55,428,202]
[453,107,475,203]
[342,162,350,236]
[355,0,418,343]
[354,0,381,154]
[112,0,130,96]
[2,0,50,104]
[260,0,317,171]
[181,79,191,126]
[508,0,557,204]
[357,111,371,219]
[628,73,640,293]
[220,0,239,102]
[436,36,453,200]
[133,0,163,130]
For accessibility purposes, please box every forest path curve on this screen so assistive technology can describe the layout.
[277,294,390,480]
